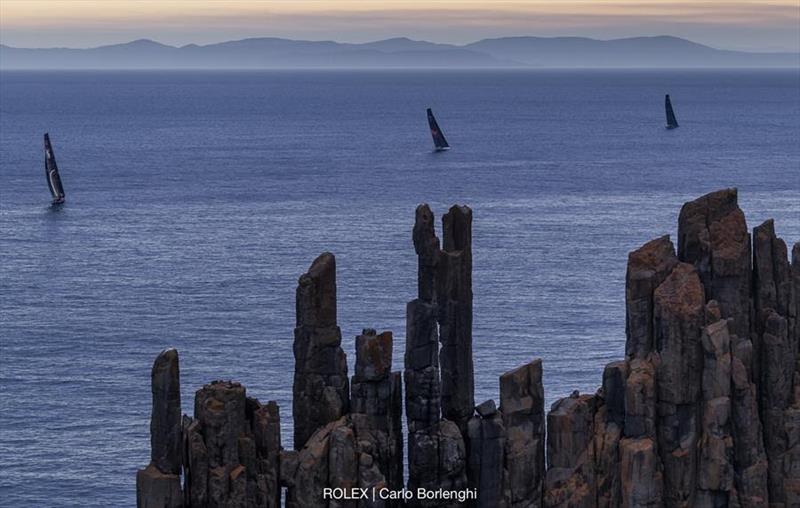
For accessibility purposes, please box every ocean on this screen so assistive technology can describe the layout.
[1,69,798,506]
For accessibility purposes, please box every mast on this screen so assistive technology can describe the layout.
[427,108,450,150]
[665,94,679,129]
[44,133,65,203]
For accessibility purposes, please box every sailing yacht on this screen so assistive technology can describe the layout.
[427,108,450,151]
[665,95,679,129]
[44,133,65,204]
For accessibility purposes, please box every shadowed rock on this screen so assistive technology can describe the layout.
[626,235,679,358]
[293,252,350,450]
[467,399,505,508]
[695,318,735,506]
[544,392,597,507]
[405,299,441,433]
[134,190,799,508]
[595,361,628,508]
[406,205,469,506]
[753,220,797,505]
[437,205,475,435]
[620,437,663,507]
[136,463,183,508]
[624,358,657,439]
[414,204,441,302]
[653,261,705,507]
[150,348,182,475]
[407,420,468,508]
[500,358,545,508]
[678,188,751,345]
[351,328,403,491]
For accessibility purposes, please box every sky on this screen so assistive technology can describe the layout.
[1,0,798,52]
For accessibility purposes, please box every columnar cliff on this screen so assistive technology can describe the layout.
[137,188,798,508]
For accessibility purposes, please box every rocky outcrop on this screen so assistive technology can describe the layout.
[625,235,679,358]
[293,252,350,450]
[678,188,751,340]
[467,399,505,508]
[137,189,797,508]
[406,204,469,505]
[595,361,627,508]
[136,349,183,508]
[350,328,404,492]
[653,262,705,507]
[437,206,475,435]
[282,412,400,508]
[753,220,797,506]
[499,358,545,508]
[695,317,735,506]
[184,382,282,507]
[544,392,597,507]
[136,353,282,508]
[541,189,795,507]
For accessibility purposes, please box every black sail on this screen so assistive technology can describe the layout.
[665,94,679,129]
[44,133,65,203]
[427,108,450,150]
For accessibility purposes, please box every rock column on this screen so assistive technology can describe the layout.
[499,359,545,508]
[652,262,705,507]
[695,316,735,506]
[405,204,468,506]
[137,349,183,508]
[753,220,797,505]
[437,205,475,436]
[351,328,404,491]
[543,392,597,507]
[467,400,505,508]
[293,252,350,450]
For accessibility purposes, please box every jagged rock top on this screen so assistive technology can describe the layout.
[678,187,748,265]
[413,204,439,256]
[296,252,337,328]
[442,205,472,254]
[653,262,705,316]
[678,187,740,228]
[627,235,678,279]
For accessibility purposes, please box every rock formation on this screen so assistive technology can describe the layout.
[406,204,469,505]
[500,358,546,508]
[437,206,475,436]
[136,349,183,508]
[293,252,350,450]
[137,189,798,508]
[467,399,504,507]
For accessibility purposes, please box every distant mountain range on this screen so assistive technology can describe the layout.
[1,36,798,69]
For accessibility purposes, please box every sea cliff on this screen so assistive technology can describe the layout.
[136,188,799,507]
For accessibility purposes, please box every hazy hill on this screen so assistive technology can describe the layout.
[465,36,799,68]
[1,35,797,69]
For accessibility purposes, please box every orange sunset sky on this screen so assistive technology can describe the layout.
[1,0,798,51]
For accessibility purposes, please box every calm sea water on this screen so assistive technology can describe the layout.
[1,70,798,506]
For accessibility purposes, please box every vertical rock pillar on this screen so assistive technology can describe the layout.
[652,262,705,507]
[136,348,183,508]
[753,220,797,505]
[677,188,751,340]
[467,400,505,508]
[695,316,735,506]
[293,252,350,450]
[437,205,475,436]
[405,204,468,505]
[351,328,404,491]
[499,359,545,508]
